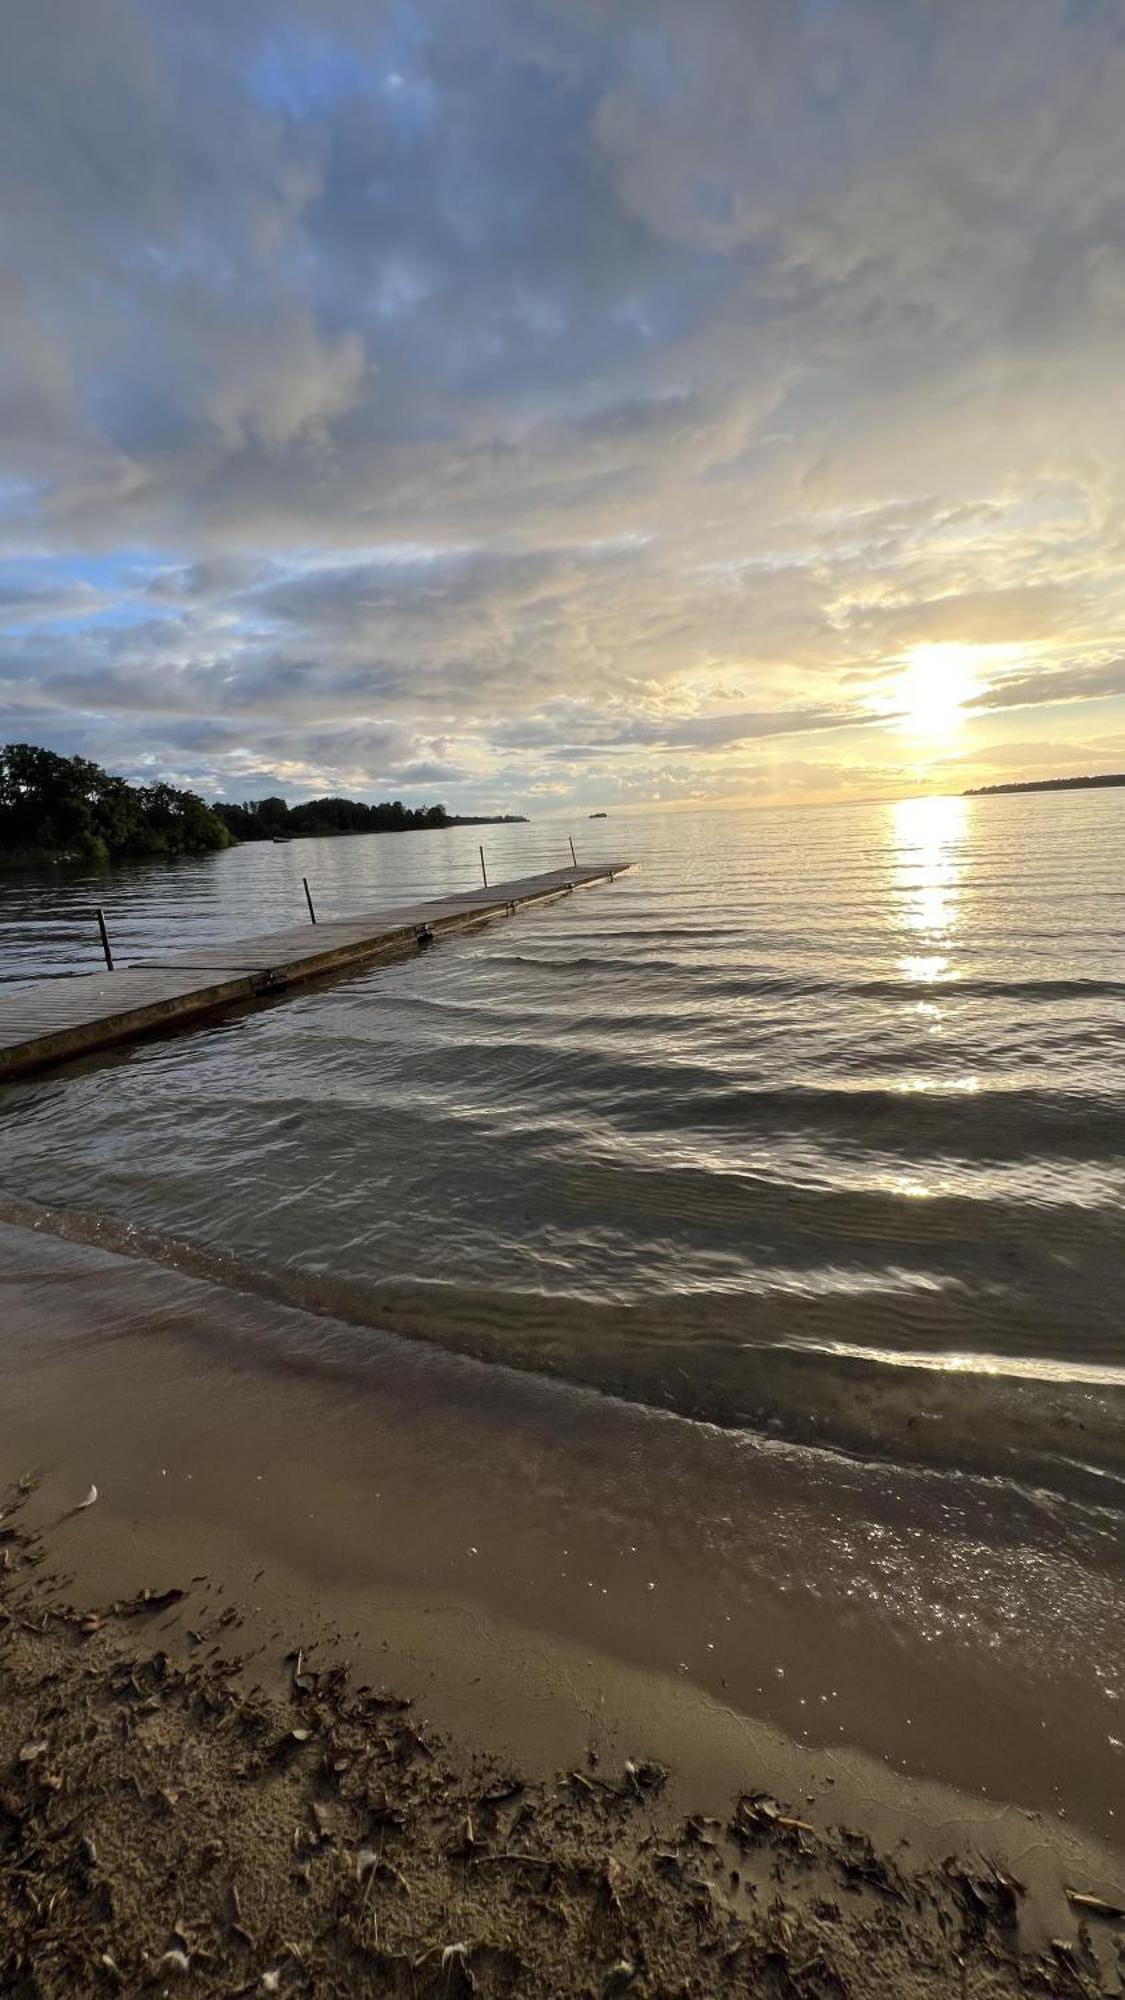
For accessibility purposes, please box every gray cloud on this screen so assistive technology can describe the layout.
[1,0,1125,806]
[968,656,1125,714]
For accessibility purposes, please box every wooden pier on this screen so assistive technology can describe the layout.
[0,861,630,1083]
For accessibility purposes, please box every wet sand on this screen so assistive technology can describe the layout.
[1,1215,1123,1991]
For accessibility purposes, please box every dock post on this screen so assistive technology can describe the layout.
[95,907,114,972]
[303,877,318,925]
[568,836,577,868]
[479,845,488,888]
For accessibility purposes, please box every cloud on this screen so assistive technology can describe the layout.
[1,0,1125,806]
[968,657,1125,714]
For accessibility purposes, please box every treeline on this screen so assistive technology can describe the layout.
[0,743,231,864]
[0,743,521,867]
[965,773,1125,796]
[214,795,450,840]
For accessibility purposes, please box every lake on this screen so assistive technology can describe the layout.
[1,789,1124,1495]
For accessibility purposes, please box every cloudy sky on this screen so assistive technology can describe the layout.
[2,0,1125,813]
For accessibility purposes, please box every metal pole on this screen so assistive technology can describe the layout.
[303,876,317,925]
[479,845,488,888]
[95,906,114,972]
[568,836,577,868]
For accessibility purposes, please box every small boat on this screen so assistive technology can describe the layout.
[588,811,608,819]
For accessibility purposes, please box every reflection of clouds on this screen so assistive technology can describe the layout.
[889,794,967,984]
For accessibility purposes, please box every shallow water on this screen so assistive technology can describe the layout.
[2,791,1124,1494]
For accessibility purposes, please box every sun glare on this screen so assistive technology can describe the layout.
[900,641,977,741]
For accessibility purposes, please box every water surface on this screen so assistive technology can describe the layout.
[2,791,1124,1494]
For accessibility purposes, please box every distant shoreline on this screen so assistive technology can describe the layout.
[0,817,530,870]
[965,773,1125,797]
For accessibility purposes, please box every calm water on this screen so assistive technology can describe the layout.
[2,792,1124,1496]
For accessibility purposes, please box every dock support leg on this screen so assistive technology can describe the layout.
[568,836,577,867]
[95,906,114,972]
[303,877,317,925]
[480,845,488,888]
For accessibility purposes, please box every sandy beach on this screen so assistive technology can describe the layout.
[2,1212,1122,1995]
[3,1496,1119,2000]
[6,0,1125,1984]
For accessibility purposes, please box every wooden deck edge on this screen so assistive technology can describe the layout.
[0,863,632,1083]
[0,973,258,1083]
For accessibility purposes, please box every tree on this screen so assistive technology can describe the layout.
[0,744,232,862]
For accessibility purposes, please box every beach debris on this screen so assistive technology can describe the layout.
[431,1941,475,1992]
[272,1726,313,1760]
[653,1851,685,1882]
[478,1777,524,1807]
[624,1757,668,1797]
[355,1845,410,1903]
[448,1812,478,1858]
[1065,1887,1125,1920]
[17,1738,48,1763]
[601,1855,625,1915]
[602,1960,637,1995]
[943,1857,1023,1926]
[77,1484,99,1510]
[156,1947,192,1976]
[732,1793,813,1843]
[259,1974,283,1995]
[366,1796,408,1831]
[119,1585,185,1615]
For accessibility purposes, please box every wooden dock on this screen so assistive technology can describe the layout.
[0,861,630,1083]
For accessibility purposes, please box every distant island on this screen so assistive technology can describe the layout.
[0,743,523,866]
[964,773,1125,797]
[216,797,525,841]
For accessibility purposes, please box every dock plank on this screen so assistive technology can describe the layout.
[0,861,630,1081]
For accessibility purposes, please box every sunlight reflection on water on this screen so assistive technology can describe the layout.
[2,791,1125,1418]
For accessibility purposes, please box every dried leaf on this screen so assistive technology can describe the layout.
[1066,1888,1124,1920]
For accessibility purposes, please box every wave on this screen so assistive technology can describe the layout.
[1,1191,1120,1515]
[481,953,1125,1005]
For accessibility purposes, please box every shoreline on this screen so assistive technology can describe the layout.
[2,1214,1122,1831]
[4,1194,1122,1509]
[0,1216,1112,1904]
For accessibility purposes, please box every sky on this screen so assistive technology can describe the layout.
[2,0,1125,815]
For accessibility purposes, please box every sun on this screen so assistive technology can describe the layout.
[900,642,977,742]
